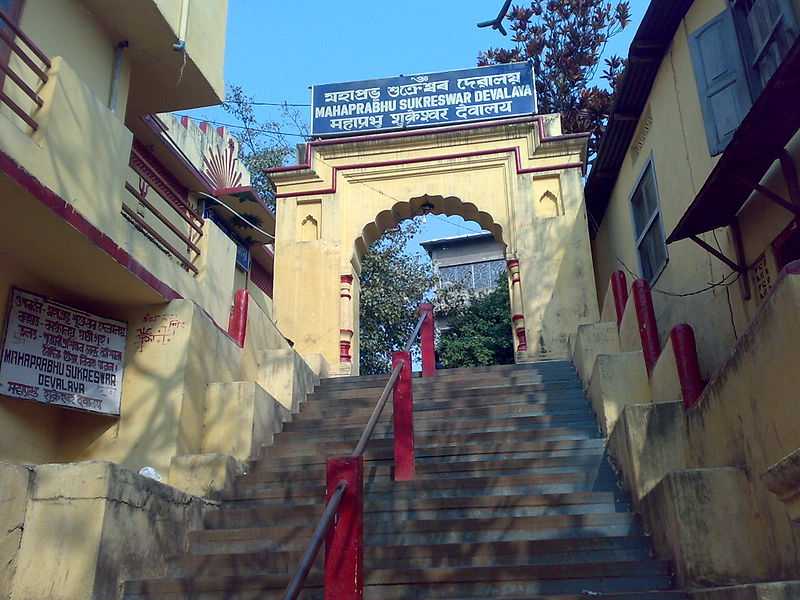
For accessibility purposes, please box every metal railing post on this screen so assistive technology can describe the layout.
[418,303,436,377]
[610,271,628,327]
[670,324,704,409]
[632,279,661,376]
[325,456,363,600]
[391,351,415,481]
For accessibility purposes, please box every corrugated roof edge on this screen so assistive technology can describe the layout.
[584,0,694,236]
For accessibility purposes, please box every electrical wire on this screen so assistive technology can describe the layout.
[197,192,276,241]
[174,114,309,139]
[615,256,742,298]
[223,99,310,107]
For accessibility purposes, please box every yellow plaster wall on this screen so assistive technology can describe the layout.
[593,0,745,379]
[18,0,130,115]
[272,119,596,370]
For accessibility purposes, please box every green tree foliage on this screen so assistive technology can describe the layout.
[223,85,308,211]
[437,276,515,368]
[479,0,631,161]
[359,218,436,375]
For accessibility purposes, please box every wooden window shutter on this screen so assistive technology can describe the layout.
[689,8,753,155]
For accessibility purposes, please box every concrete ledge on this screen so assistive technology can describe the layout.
[203,382,291,462]
[572,321,620,389]
[587,351,650,435]
[618,294,642,353]
[169,453,242,498]
[607,401,688,507]
[641,467,764,588]
[10,461,212,600]
[762,447,800,523]
[650,335,682,405]
[258,349,317,413]
[0,462,32,600]
[689,581,800,599]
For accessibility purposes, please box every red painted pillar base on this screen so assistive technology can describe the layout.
[391,351,415,481]
[227,289,249,347]
[325,456,363,600]
[611,271,628,327]
[419,303,436,377]
[632,279,661,376]
[671,324,705,409]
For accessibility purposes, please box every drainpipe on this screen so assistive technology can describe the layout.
[108,41,128,113]
[173,0,191,52]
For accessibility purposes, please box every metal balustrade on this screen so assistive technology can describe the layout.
[123,143,205,274]
[0,7,50,132]
[283,305,436,600]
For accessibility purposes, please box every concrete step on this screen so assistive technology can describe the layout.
[295,397,591,425]
[246,452,608,483]
[124,560,674,599]
[318,362,575,389]
[262,436,607,464]
[297,391,589,419]
[229,468,612,501]
[310,380,584,401]
[206,498,630,530]
[189,511,641,555]
[175,539,653,577]
[271,425,599,451]
[284,412,596,435]
[277,417,599,444]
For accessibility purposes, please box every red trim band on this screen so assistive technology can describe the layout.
[0,148,182,301]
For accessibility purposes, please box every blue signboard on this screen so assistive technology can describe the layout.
[311,62,536,137]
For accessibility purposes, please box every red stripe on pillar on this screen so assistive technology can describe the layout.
[391,351,415,481]
[610,271,628,327]
[325,456,363,600]
[670,324,705,409]
[419,303,436,377]
[632,279,660,376]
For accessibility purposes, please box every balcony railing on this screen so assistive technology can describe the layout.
[0,8,50,131]
[123,142,204,274]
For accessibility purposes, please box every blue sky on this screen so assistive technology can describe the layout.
[186,0,649,256]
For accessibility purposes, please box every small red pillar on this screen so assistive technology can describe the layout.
[325,456,363,600]
[391,351,415,481]
[418,303,436,377]
[227,289,249,348]
[632,279,661,376]
[671,324,705,409]
[610,271,628,327]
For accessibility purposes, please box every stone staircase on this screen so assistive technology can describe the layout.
[123,360,687,599]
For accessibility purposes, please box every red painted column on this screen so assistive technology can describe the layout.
[632,279,661,376]
[391,351,415,481]
[610,271,629,327]
[418,303,436,377]
[511,314,528,351]
[325,456,363,600]
[670,324,705,409]
[227,289,249,347]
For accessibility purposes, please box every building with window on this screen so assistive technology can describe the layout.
[0,4,325,594]
[421,231,507,333]
[572,0,800,590]
[421,231,507,295]
[586,0,800,377]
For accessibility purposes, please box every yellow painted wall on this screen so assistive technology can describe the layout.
[590,0,800,379]
[272,117,598,372]
[18,0,131,116]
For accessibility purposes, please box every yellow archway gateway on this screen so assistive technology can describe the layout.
[268,115,599,375]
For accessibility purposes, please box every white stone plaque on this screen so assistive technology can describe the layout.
[0,288,127,415]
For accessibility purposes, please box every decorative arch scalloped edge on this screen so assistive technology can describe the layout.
[353,194,506,266]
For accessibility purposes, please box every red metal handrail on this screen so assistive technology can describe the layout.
[282,309,435,600]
